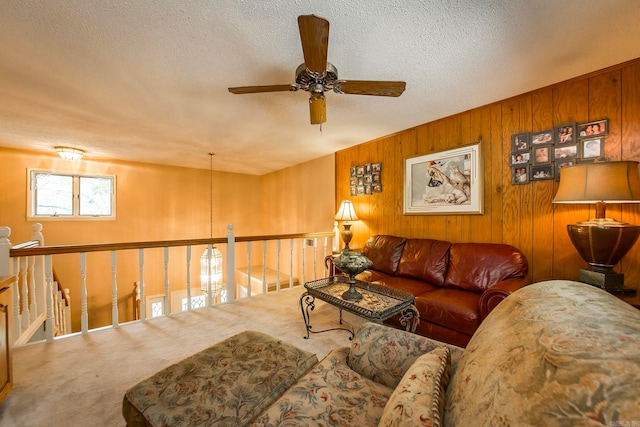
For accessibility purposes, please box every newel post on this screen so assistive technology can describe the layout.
[0,226,11,276]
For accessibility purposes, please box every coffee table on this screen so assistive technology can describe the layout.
[300,275,418,339]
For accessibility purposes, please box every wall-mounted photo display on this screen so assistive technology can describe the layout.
[578,119,608,138]
[509,119,607,184]
[510,151,530,165]
[553,144,578,160]
[531,164,554,181]
[554,123,577,144]
[350,162,382,195]
[512,132,530,151]
[512,165,529,185]
[533,145,552,165]
[581,137,604,159]
[531,130,553,145]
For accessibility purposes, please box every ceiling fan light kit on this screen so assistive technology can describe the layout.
[228,14,406,125]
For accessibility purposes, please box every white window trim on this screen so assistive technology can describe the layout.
[27,168,116,220]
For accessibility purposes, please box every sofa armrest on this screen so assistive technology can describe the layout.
[479,277,530,320]
[347,322,460,389]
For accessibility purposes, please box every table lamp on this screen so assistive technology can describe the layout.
[334,200,359,251]
[553,161,640,292]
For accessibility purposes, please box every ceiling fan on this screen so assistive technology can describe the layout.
[228,14,406,125]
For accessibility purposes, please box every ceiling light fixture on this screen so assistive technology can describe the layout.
[55,146,84,161]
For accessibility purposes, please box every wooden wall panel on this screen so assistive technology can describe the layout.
[335,58,640,291]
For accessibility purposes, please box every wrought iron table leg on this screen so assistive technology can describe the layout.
[399,305,419,333]
[299,292,354,340]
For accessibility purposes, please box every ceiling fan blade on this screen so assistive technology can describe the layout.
[334,80,406,97]
[298,15,329,75]
[228,84,298,94]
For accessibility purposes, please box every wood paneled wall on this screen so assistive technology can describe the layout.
[336,58,640,290]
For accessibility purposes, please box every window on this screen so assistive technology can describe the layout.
[29,170,115,219]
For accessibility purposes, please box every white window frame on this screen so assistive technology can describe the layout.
[28,169,116,220]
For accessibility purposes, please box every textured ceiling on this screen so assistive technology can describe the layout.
[1,1,640,175]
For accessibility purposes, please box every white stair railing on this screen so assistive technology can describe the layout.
[0,223,336,347]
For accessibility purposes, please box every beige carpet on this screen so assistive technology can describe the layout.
[0,286,366,426]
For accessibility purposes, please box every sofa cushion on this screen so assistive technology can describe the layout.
[378,346,451,427]
[374,276,440,297]
[396,238,451,287]
[363,235,407,275]
[254,347,393,426]
[415,288,480,336]
[348,322,443,389]
[444,243,528,292]
[445,280,640,427]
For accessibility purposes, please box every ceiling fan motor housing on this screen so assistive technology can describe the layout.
[295,62,338,92]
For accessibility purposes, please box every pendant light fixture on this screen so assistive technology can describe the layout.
[200,153,223,296]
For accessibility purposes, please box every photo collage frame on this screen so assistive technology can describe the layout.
[350,162,382,196]
[510,119,608,184]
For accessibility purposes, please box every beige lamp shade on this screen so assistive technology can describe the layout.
[553,161,640,205]
[334,200,359,221]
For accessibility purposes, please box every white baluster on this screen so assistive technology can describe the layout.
[28,255,36,321]
[138,249,145,321]
[186,245,191,311]
[246,242,252,298]
[205,244,212,304]
[31,223,46,319]
[12,257,20,341]
[80,253,88,334]
[19,256,29,329]
[226,224,235,303]
[63,288,71,334]
[300,238,307,283]
[164,247,169,315]
[276,239,281,292]
[111,251,118,327]
[290,239,295,288]
[45,255,54,341]
[262,241,267,294]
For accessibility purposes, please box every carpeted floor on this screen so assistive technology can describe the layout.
[0,286,366,426]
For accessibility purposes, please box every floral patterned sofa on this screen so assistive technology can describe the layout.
[124,280,640,426]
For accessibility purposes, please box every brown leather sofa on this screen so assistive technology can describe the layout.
[328,235,529,347]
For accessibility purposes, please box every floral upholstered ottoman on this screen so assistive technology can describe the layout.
[122,330,318,427]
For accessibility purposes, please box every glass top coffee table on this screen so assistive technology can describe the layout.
[300,275,418,339]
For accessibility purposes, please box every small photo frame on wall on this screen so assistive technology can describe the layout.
[512,165,529,185]
[510,151,530,165]
[364,163,372,174]
[350,176,357,186]
[373,183,382,193]
[350,186,357,196]
[578,119,608,138]
[530,164,554,181]
[531,130,553,145]
[553,144,578,160]
[555,160,575,181]
[356,165,365,176]
[372,163,382,173]
[554,123,576,144]
[533,145,551,165]
[512,132,530,151]
[581,137,604,159]
[350,166,357,177]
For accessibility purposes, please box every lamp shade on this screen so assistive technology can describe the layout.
[334,200,359,221]
[553,161,640,204]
